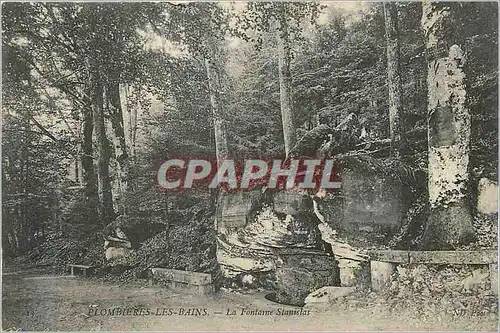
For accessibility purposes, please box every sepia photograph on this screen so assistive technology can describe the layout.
[1,1,498,331]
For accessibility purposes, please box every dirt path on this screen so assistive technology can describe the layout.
[2,269,498,331]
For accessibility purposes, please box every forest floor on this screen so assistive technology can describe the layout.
[2,266,498,332]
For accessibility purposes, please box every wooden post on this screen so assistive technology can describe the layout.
[370,261,395,292]
[490,263,498,296]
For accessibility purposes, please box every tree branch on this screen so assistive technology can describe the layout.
[29,116,59,142]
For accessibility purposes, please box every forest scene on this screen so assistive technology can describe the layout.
[2,1,499,331]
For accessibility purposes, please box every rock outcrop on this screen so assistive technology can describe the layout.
[217,190,325,279]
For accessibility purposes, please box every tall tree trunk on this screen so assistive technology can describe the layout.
[74,119,82,185]
[421,2,475,249]
[277,4,296,158]
[128,88,138,160]
[130,96,138,160]
[21,96,30,253]
[89,65,114,225]
[81,101,97,199]
[204,38,229,252]
[204,40,229,163]
[205,37,231,291]
[108,81,130,214]
[384,2,405,157]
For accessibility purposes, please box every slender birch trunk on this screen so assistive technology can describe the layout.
[277,3,296,157]
[421,2,476,249]
[277,4,296,158]
[204,40,229,163]
[204,37,229,243]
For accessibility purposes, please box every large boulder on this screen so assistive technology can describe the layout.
[317,156,417,248]
[341,169,404,244]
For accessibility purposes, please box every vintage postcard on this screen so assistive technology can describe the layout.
[2,1,498,331]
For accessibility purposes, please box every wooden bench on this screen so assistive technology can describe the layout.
[367,250,498,294]
[68,264,94,277]
[149,268,214,294]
